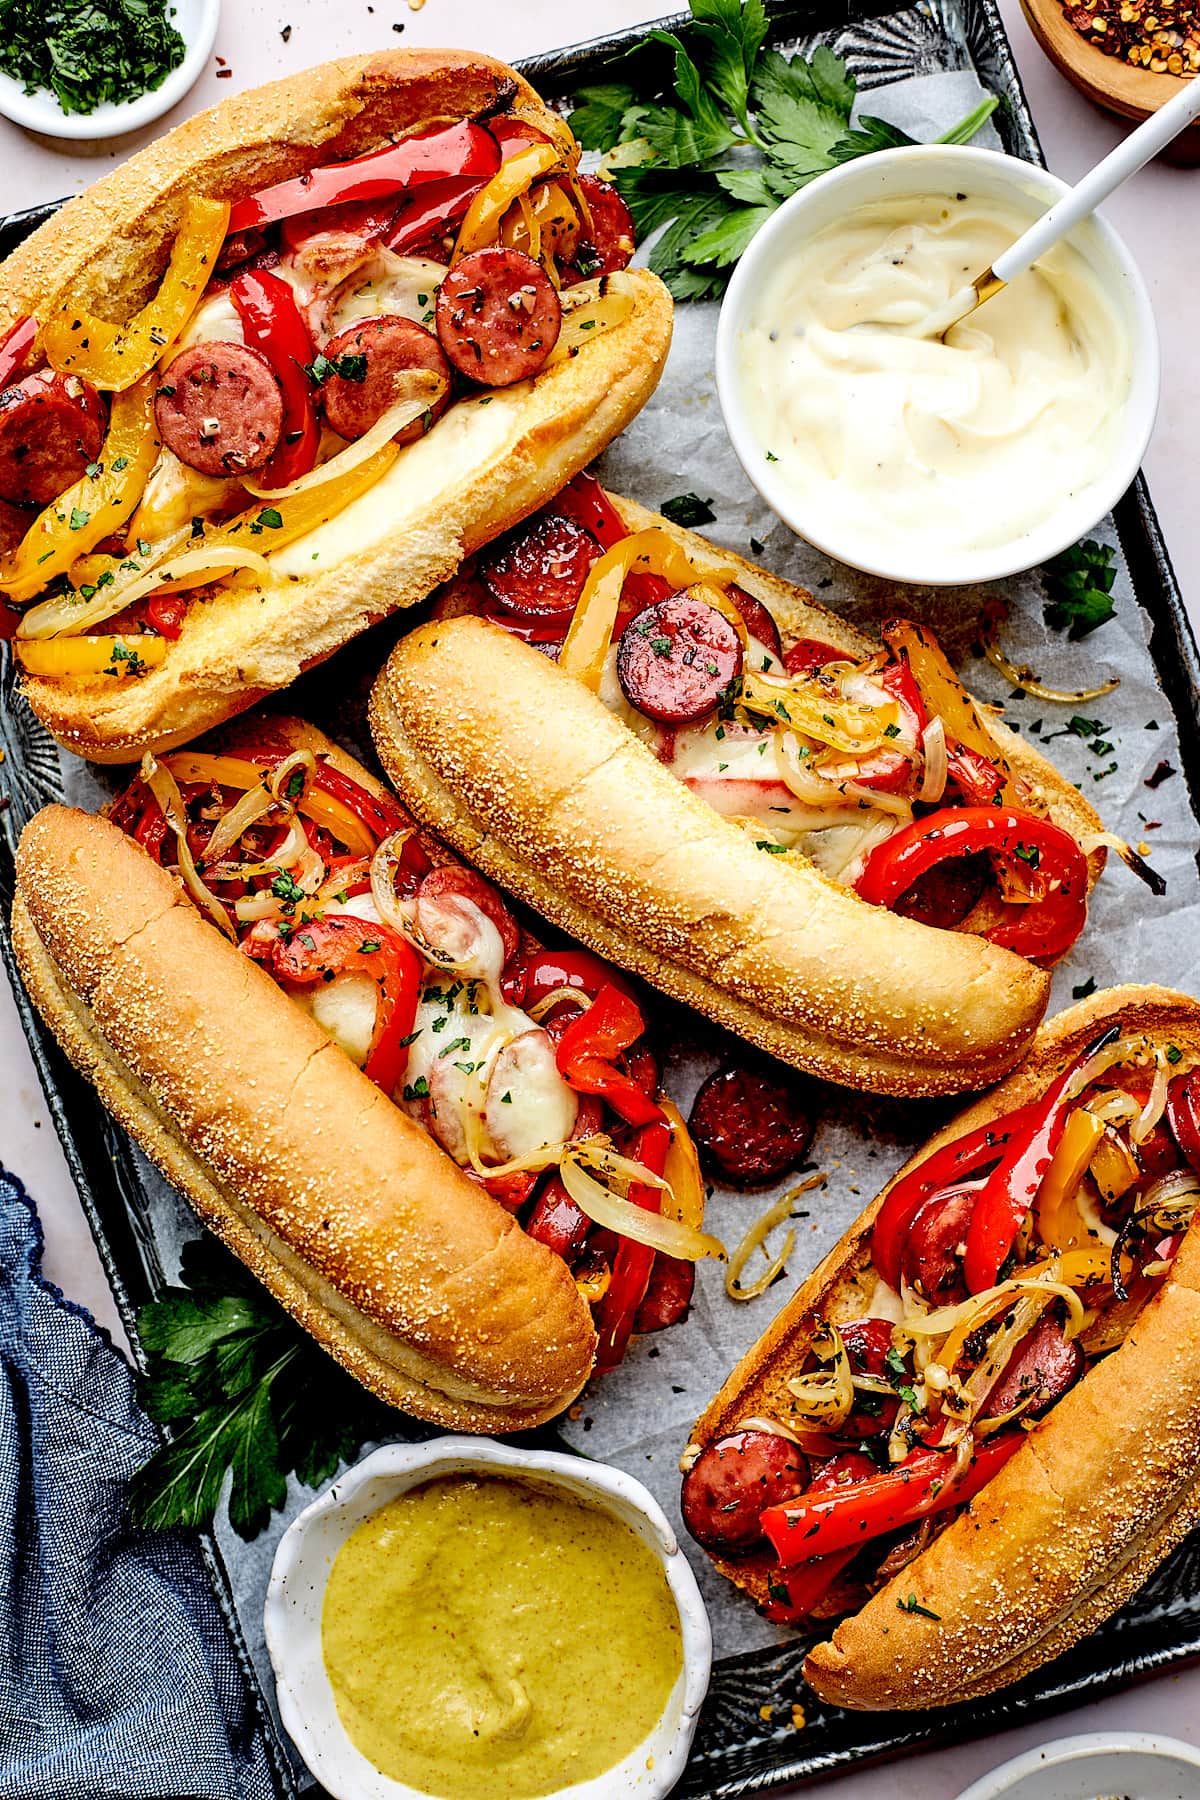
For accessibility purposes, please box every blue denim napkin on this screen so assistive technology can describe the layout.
[0,1163,282,1800]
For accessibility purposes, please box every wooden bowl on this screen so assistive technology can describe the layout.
[1020,0,1200,158]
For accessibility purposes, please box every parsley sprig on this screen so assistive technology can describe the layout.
[569,0,999,299]
[129,1239,393,1540]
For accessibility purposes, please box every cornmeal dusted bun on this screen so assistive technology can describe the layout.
[687,985,1200,1710]
[369,613,1051,1098]
[5,50,673,761]
[13,791,597,1430]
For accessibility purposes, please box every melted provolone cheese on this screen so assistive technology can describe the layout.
[170,290,246,359]
[326,252,447,340]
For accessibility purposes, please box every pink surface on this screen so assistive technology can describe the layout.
[1,3,1197,1793]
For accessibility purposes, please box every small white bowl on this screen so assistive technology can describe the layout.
[716,144,1161,587]
[264,1438,712,1800]
[0,0,219,140]
[953,1730,1200,1800]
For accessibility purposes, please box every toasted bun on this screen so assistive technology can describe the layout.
[12,761,597,1429]
[688,985,1200,1709]
[369,612,1051,1098]
[5,51,672,761]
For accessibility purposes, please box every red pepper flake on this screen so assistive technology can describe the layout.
[216,67,233,77]
[1060,0,1200,72]
[1146,759,1177,788]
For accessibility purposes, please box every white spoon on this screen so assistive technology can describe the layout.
[914,76,1200,339]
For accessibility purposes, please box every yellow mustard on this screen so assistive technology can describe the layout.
[321,1473,684,1799]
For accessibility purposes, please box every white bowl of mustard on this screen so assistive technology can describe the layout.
[716,144,1160,587]
[264,1438,713,1800]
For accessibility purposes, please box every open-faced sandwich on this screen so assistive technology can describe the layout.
[368,475,1144,1097]
[12,717,720,1430]
[0,51,671,760]
[679,984,1200,1708]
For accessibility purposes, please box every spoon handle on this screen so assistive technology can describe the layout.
[992,77,1200,286]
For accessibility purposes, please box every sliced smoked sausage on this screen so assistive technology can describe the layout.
[481,511,600,617]
[689,1064,815,1186]
[564,175,636,283]
[0,371,106,506]
[320,315,451,443]
[633,1255,695,1333]
[617,594,743,725]
[155,343,284,477]
[902,1184,978,1302]
[980,1317,1084,1419]
[682,1430,809,1554]
[435,247,561,386]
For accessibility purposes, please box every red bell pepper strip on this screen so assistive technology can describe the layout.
[1168,1070,1200,1173]
[760,1451,877,1621]
[308,758,413,848]
[145,593,189,640]
[855,806,1090,961]
[228,120,501,232]
[386,174,490,255]
[962,1024,1119,1294]
[268,915,420,1096]
[0,314,37,389]
[783,638,845,676]
[554,981,662,1127]
[763,1433,1024,1566]
[593,1115,672,1373]
[517,947,638,1011]
[871,1101,1042,1292]
[762,1549,859,1624]
[553,470,672,612]
[229,269,319,488]
[947,741,1005,805]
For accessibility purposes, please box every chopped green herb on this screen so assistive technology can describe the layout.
[68,507,90,531]
[1167,1044,1183,1065]
[897,1595,941,1621]
[403,1076,430,1100]
[659,492,717,528]
[1072,976,1096,1000]
[1043,539,1117,639]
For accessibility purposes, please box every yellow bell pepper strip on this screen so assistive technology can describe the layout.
[737,666,900,755]
[43,197,230,391]
[161,752,377,858]
[1033,1108,1107,1251]
[453,140,562,261]
[658,1097,706,1230]
[15,634,167,680]
[18,434,402,642]
[559,527,742,691]
[1090,1126,1141,1202]
[882,617,1020,806]
[1,378,160,607]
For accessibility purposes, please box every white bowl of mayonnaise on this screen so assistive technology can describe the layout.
[716,144,1159,586]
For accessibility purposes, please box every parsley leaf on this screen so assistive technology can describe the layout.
[577,0,997,300]
[1043,539,1117,639]
[569,81,638,149]
[129,1238,391,1539]
[660,492,717,527]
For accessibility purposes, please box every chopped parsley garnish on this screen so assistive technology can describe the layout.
[306,351,368,384]
[270,871,306,905]
[1167,1044,1183,1064]
[568,1,997,300]
[755,840,787,854]
[1042,539,1117,639]
[1072,976,1096,1000]
[659,492,717,528]
[0,0,186,115]
[85,461,103,479]
[402,1076,430,1100]
[897,1595,941,1621]
[438,1035,472,1059]
[883,721,900,739]
[68,507,90,531]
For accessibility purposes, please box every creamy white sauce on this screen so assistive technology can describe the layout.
[739,192,1131,563]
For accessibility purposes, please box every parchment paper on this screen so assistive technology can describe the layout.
[46,57,1200,1763]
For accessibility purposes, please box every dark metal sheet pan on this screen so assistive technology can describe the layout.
[3,5,1199,1794]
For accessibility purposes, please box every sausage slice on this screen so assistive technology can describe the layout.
[617,594,743,725]
[155,343,284,476]
[436,247,561,386]
[682,1430,809,1554]
[689,1064,815,1186]
[320,315,451,443]
[481,511,601,617]
[0,371,106,506]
